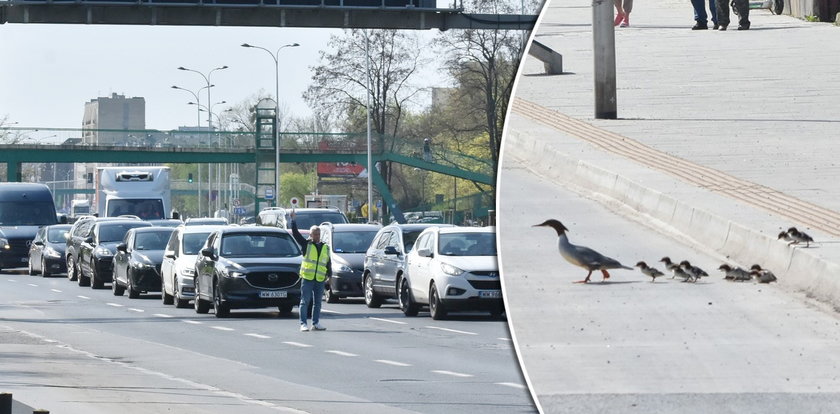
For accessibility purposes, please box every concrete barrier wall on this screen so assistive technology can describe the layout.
[506,127,840,307]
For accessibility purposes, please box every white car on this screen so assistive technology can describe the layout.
[399,226,503,320]
[160,225,226,307]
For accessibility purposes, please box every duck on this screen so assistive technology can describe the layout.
[534,219,632,283]
[750,264,778,283]
[777,230,796,244]
[635,261,665,282]
[680,260,709,283]
[672,266,693,282]
[718,264,752,282]
[659,257,680,277]
[786,227,814,247]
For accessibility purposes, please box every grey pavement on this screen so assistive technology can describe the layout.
[501,0,840,412]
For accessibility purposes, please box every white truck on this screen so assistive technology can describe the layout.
[70,199,91,218]
[94,166,171,220]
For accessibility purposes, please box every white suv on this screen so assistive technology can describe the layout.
[160,225,226,307]
[399,226,503,320]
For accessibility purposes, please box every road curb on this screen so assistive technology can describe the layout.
[506,126,840,307]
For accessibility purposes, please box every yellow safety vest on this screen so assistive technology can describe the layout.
[300,243,329,282]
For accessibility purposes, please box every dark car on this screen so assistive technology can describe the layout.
[65,216,134,282]
[112,227,176,298]
[28,224,72,277]
[362,223,453,308]
[194,227,302,318]
[77,220,152,288]
[0,183,59,271]
[318,222,381,303]
[282,208,348,238]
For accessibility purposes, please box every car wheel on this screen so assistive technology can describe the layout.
[66,256,77,281]
[399,277,419,317]
[278,304,294,315]
[28,258,36,276]
[363,274,382,308]
[90,260,104,289]
[324,283,339,304]
[127,270,140,299]
[194,281,211,314]
[489,305,505,319]
[41,258,51,278]
[429,282,447,320]
[162,277,174,305]
[112,275,125,296]
[174,280,190,308]
[213,278,229,318]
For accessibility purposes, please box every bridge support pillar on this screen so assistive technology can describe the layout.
[5,161,21,182]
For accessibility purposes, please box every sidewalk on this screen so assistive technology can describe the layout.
[505,0,840,305]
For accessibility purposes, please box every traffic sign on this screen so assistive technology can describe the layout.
[290,197,299,207]
[265,188,275,200]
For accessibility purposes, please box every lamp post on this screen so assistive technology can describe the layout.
[241,42,299,206]
[172,84,210,217]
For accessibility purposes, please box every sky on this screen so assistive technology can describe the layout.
[0,18,451,140]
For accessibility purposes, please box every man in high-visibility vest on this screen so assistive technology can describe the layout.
[290,209,331,332]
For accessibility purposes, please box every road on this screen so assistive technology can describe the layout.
[499,161,840,414]
[0,271,535,414]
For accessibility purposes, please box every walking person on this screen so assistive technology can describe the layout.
[691,0,718,30]
[614,0,633,27]
[716,0,750,30]
[423,138,432,162]
[290,209,331,332]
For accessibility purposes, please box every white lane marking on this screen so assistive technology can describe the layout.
[432,370,474,378]
[51,289,62,293]
[325,350,358,357]
[211,326,235,332]
[106,303,124,307]
[77,295,90,300]
[183,320,203,325]
[8,279,16,282]
[153,313,174,318]
[128,308,145,313]
[498,337,511,341]
[496,382,527,389]
[27,283,38,287]
[375,359,412,367]
[320,309,345,315]
[244,333,271,339]
[424,326,478,335]
[368,317,408,325]
[283,341,312,348]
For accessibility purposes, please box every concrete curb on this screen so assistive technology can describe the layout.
[506,127,840,308]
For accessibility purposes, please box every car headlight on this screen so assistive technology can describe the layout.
[0,238,9,250]
[134,262,154,269]
[335,264,354,273]
[94,247,113,257]
[440,262,465,276]
[226,271,246,278]
[43,247,62,258]
[181,267,196,277]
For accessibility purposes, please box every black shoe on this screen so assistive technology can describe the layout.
[692,22,708,30]
[713,23,720,30]
[737,23,750,30]
[718,25,728,31]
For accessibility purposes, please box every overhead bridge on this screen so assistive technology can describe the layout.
[0,0,538,30]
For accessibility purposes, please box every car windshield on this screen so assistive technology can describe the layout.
[133,230,174,251]
[221,233,301,257]
[438,232,497,257]
[0,201,57,226]
[402,230,424,253]
[107,199,164,220]
[97,223,149,242]
[332,231,378,254]
[182,232,212,255]
[47,228,69,243]
[287,212,347,228]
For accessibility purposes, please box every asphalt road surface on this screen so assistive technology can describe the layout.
[499,159,840,414]
[0,271,535,414]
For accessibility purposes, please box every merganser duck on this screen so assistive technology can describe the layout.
[778,231,796,244]
[750,264,778,283]
[672,266,693,282]
[635,261,664,282]
[718,264,751,282]
[786,227,814,247]
[679,260,708,283]
[534,219,632,283]
[659,257,679,278]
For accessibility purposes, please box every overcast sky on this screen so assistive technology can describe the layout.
[0,20,448,139]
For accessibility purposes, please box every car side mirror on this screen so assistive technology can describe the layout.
[34,241,44,246]
[384,246,400,256]
[201,247,215,259]
[417,248,433,258]
[116,243,127,253]
[164,252,176,259]
[84,237,93,244]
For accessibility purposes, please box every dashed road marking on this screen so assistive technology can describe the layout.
[211,326,235,331]
[183,320,203,325]
[27,283,38,287]
[128,308,145,313]
[77,295,90,299]
[153,313,174,318]
[107,303,124,307]
[8,279,17,282]
[369,317,407,325]
[320,309,345,315]
[425,326,478,335]
[496,382,527,389]
[432,370,474,378]
[325,350,358,357]
[50,289,62,293]
[244,333,271,339]
[498,337,511,341]
[375,359,412,367]
[283,341,312,348]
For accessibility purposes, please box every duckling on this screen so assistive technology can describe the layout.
[680,260,709,283]
[534,219,633,283]
[750,264,778,283]
[718,264,752,282]
[659,257,680,278]
[787,227,814,247]
[635,261,665,282]
[778,230,796,244]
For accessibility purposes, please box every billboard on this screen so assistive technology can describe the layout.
[317,140,366,178]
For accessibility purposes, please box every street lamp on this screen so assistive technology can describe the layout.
[241,42,299,206]
[172,84,210,217]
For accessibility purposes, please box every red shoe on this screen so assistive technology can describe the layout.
[614,13,625,26]
[620,15,629,27]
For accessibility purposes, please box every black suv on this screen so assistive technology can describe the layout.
[194,227,302,318]
[65,217,131,282]
[362,223,452,308]
[76,220,151,288]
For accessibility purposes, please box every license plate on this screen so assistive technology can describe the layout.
[479,291,501,298]
[259,290,287,298]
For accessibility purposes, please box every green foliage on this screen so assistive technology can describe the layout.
[280,171,317,207]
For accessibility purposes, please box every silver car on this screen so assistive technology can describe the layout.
[160,225,226,308]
